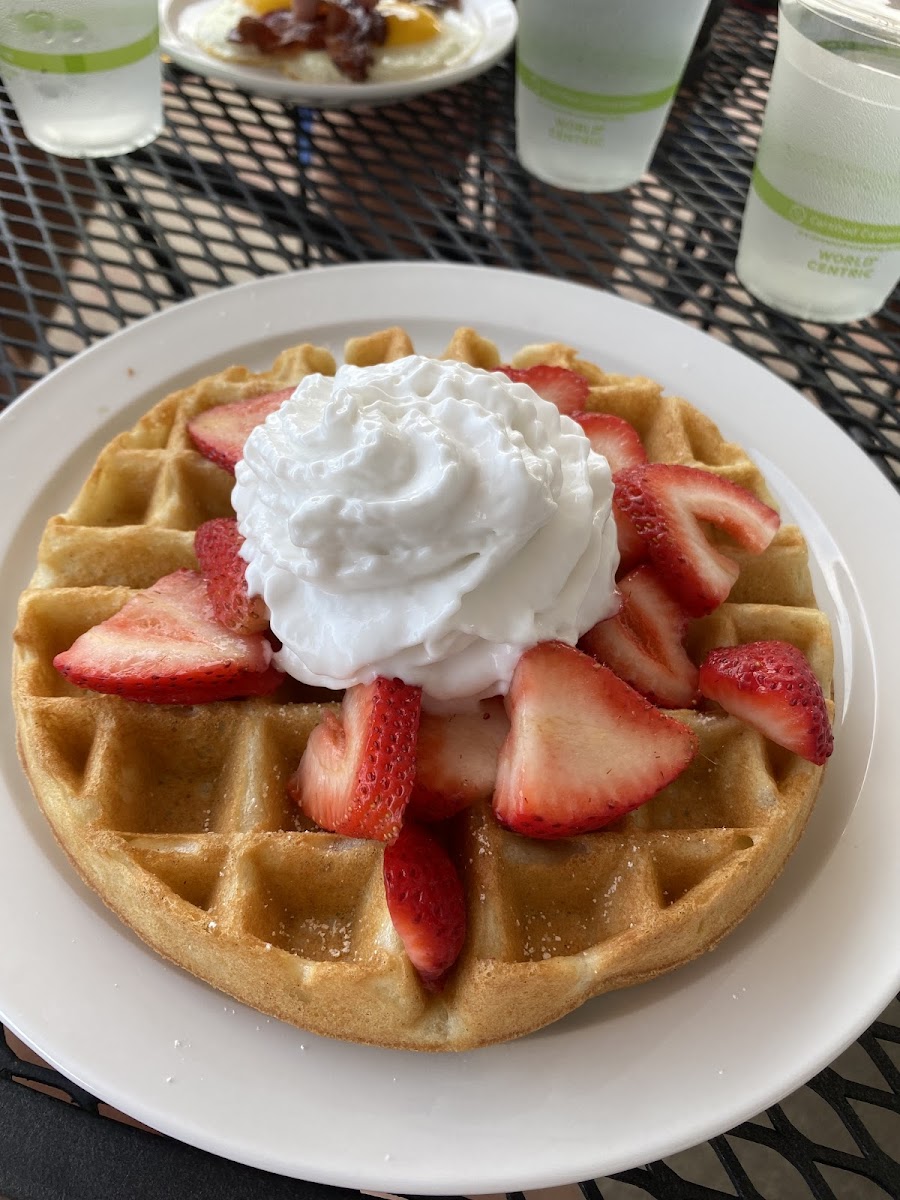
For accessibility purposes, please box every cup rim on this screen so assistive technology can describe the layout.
[788,0,900,45]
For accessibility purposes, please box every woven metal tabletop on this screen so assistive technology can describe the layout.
[1,2,898,1197]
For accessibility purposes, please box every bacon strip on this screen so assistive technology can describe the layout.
[231,1,383,82]
[229,0,458,81]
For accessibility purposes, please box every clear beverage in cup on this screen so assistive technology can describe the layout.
[515,0,712,193]
[0,2,162,158]
[736,0,900,323]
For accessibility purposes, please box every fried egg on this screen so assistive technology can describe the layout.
[193,0,481,84]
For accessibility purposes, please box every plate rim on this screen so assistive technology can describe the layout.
[3,261,900,1192]
[159,0,518,106]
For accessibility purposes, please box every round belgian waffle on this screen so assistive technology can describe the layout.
[12,326,833,1051]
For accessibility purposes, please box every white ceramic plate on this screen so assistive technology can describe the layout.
[159,0,516,107]
[2,263,898,1194]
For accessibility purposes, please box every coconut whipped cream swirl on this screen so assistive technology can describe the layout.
[232,355,619,702]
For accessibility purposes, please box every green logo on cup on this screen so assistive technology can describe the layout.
[0,23,159,74]
[753,168,900,248]
[517,62,679,116]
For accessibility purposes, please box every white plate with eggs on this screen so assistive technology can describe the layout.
[159,0,517,108]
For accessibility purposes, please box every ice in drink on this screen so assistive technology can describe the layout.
[0,3,162,158]
[736,2,900,323]
[515,0,711,193]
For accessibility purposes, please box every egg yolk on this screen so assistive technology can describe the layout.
[379,1,440,46]
[246,0,291,13]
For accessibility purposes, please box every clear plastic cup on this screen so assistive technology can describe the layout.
[514,0,712,193]
[736,0,900,323]
[0,2,163,159]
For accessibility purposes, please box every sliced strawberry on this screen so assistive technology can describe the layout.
[495,364,590,416]
[613,501,646,577]
[53,569,283,704]
[699,640,833,765]
[194,517,269,636]
[383,821,467,991]
[494,641,698,839]
[409,697,509,822]
[615,464,780,617]
[187,388,293,473]
[288,677,421,842]
[572,412,647,473]
[580,565,698,708]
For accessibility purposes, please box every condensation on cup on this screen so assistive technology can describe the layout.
[0,1,163,158]
[736,0,900,323]
[514,0,712,193]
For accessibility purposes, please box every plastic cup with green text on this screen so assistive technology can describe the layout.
[514,0,712,193]
[0,1,162,159]
[736,0,900,323]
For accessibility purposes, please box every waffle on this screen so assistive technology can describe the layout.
[13,326,833,1051]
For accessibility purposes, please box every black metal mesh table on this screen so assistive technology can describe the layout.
[1,3,899,1197]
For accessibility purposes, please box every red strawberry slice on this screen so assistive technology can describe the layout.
[409,697,510,822]
[53,569,284,704]
[572,412,647,474]
[383,821,467,991]
[698,640,833,765]
[495,364,590,415]
[493,641,698,839]
[615,464,780,617]
[580,564,698,708]
[194,517,269,636]
[288,677,421,842]
[187,388,293,474]
[613,501,646,577]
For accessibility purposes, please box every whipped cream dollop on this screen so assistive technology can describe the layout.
[232,355,619,701]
